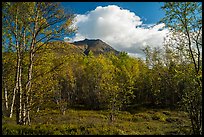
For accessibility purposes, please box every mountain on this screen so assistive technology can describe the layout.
[72,39,119,55]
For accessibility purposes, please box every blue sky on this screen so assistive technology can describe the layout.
[61,2,165,24]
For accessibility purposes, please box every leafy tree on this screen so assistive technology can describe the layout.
[99,53,138,122]
[2,2,75,125]
[160,2,202,74]
[160,2,202,134]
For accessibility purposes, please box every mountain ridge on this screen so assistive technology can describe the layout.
[71,38,119,55]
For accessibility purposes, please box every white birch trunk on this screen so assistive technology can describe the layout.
[4,87,9,111]
[9,86,16,118]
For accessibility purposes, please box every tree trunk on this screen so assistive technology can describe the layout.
[15,49,22,124]
[26,95,31,125]
[23,4,39,125]
[110,97,116,123]
[9,86,16,118]
[24,44,34,125]
[4,87,9,116]
[12,5,23,125]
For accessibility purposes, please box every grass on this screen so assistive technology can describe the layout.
[2,108,191,135]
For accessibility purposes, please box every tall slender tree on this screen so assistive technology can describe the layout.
[160,2,202,134]
[2,2,75,125]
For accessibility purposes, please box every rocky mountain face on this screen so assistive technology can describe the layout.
[72,39,119,55]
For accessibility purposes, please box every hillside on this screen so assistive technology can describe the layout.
[37,41,85,56]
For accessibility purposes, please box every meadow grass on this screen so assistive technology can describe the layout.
[2,108,191,135]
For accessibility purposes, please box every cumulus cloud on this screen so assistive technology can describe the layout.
[69,5,169,59]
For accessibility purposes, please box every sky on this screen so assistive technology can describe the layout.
[61,2,169,59]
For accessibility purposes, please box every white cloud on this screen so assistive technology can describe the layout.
[69,5,169,59]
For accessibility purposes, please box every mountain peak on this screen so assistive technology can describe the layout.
[80,38,104,44]
[72,39,119,55]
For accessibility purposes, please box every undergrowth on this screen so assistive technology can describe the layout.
[2,108,191,135]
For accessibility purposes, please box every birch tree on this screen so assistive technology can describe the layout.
[160,2,202,134]
[2,2,75,125]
